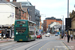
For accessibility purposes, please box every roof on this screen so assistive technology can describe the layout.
[56,19,62,21]
[10,2,21,8]
[45,17,62,21]
[46,17,56,20]
[0,1,16,7]
[21,2,33,6]
[15,19,36,24]
[11,2,26,12]
[0,0,8,3]
[49,22,61,28]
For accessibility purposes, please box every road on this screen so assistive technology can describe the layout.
[0,35,68,50]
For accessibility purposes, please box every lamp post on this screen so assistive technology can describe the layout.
[61,15,64,38]
[67,0,69,18]
[67,0,70,43]
[62,15,64,31]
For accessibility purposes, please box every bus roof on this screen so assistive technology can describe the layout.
[15,19,36,24]
[28,20,36,24]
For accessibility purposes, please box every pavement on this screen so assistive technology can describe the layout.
[57,36,75,50]
[0,39,14,43]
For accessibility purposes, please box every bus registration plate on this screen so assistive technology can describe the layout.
[19,39,23,41]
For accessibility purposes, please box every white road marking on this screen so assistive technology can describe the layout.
[27,43,41,50]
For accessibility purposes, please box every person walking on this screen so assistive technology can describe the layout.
[74,32,75,39]
[6,32,9,41]
[67,34,70,43]
[65,33,66,37]
[70,34,73,41]
[1,31,4,41]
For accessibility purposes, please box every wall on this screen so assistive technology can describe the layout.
[46,20,56,28]
[71,18,75,29]
[22,6,35,22]
[43,19,62,32]
[0,3,15,25]
[56,20,62,24]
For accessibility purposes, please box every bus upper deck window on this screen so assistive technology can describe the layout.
[17,21,25,24]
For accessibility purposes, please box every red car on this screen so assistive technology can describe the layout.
[37,34,42,39]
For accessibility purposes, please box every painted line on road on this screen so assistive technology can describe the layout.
[56,48,58,50]
[52,48,54,50]
[47,48,50,50]
[26,43,41,50]
[47,48,48,50]
[39,41,50,50]
[61,42,69,50]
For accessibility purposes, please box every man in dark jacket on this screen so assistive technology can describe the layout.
[67,34,70,43]
[1,31,4,40]
[6,32,9,41]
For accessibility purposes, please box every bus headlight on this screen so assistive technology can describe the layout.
[16,32,18,34]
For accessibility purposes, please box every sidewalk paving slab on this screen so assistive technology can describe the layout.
[57,37,75,50]
[0,39,14,43]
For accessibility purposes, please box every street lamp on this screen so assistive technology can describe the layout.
[67,0,69,18]
[61,15,64,38]
[62,15,64,31]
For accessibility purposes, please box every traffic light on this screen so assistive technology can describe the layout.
[65,18,71,30]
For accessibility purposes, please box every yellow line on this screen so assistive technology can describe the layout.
[61,42,68,50]
[47,48,48,50]
[52,48,54,50]
[47,48,50,50]
[56,48,58,50]
[39,42,50,50]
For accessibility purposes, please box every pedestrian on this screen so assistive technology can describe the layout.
[74,32,75,39]
[70,34,73,41]
[1,31,4,41]
[67,34,70,43]
[65,33,66,37]
[6,32,9,41]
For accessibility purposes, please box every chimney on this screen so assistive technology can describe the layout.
[13,0,16,2]
[6,0,10,2]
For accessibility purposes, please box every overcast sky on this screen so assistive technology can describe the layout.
[11,0,75,23]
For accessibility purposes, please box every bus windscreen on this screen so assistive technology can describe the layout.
[16,27,26,33]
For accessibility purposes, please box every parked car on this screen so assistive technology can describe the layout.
[36,34,42,39]
[55,33,58,36]
[45,33,50,37]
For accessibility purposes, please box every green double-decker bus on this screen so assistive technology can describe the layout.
[14,20,36,41]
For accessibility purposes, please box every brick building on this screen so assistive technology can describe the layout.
[43,17,62,32]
